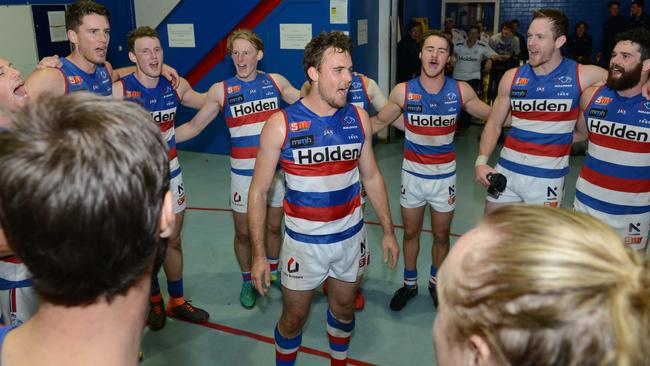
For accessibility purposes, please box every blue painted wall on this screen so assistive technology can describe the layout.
[350,0,380,81]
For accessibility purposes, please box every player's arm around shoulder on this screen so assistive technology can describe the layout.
[578,64,608,90]
[475,67,517,187]
[174,81,224,143]
[574,85,599,143]
[363,75,388,111]
[24,67,67,101]
[458,80,490,120]
[373,82,406,133]
[177,77,206,109]
[270,73,300,104]
[357,106,399,269]
[111,79,125,99]
[249,110,286,294]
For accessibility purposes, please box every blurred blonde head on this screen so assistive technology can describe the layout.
[436,205,650,366]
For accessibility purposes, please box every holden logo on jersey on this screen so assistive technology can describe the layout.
[511,99,571,112]
[407,93,421,101]
[230,97,278,118]
[290,121,311,132]
[588,120,649,142]
[408,113,456,127]
[233,192,242,203]
[514,77,528,86]
[287,257,300,273]
[293,143,362,165]
[227,85,241,94]
[150,107,176,124]
[594,96,613,105]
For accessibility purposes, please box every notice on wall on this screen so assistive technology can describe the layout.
[47,11,67,42]
[330,0,348,24]
[167,23,195,48]
[357,19,368,45]
[279,24,312,50]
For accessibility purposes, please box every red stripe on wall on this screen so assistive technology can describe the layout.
[185,0,284,85]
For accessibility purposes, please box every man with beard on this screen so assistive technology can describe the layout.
[573,28,650,253]
[112,26,209,330]
[248,31,399,365]
[475,9,608,213]
[174,29,300,310]
[371,30,491,311]
[0,58,37,328]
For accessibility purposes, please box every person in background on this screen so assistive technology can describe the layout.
[567,20,593,64]
[599,1,627,66]
[397,21,423,83]
[511,19,528,63]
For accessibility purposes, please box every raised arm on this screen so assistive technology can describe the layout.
[475,67,517,187]
[356,107,399,268]
[249,111,286,295]
[578,64,608,90]
[176,77,207,109]
[270,73,301,104]
[364,76,388,111]
[174,82,224,143]
[113,63,180,87]
[459,81,491,121]
[111,79,124,99]
[371,83,406,133]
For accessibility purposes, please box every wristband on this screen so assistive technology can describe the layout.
[475,155,489,167]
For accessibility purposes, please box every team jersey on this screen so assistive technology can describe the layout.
[120,74,182,181]
[402,77,462,179]
[501,58,581,178]
[59,57,112,96]
[222,73,282,176]
[576,86,650,216]
[348,74,370,110]
[280,101,365,244]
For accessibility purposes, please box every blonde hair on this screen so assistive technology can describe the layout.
[442,205,650,366]
[226,29,264,53]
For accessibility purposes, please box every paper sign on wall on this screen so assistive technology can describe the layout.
[280,24,312,50]
[47,11,67,42]
[330,0,348,24]
[167,24,195,48]
[357,19,368,45]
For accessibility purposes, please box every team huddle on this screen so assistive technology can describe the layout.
[0,1,648,366]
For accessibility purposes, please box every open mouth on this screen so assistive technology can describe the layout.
[13,83,28,99]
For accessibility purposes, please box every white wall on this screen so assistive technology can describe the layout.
[0,5,39,77]
[134,0,180,28]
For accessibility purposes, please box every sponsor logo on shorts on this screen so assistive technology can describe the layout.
[287,257,300,273]
[448,185,456,205]
[625,223,643,246]
[545,186,560,205]
[359,241,369,268]
[400,184,405,195]
[233,192,242,203]
[289,120,311,132]
[177,196,186,206]
[290,135,314,148]
[544,202,559,207]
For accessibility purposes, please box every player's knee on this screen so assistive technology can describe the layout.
[329,300,355,321]
[266,220,282,237]
[280,311,308,334]
[403,226,422,241]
